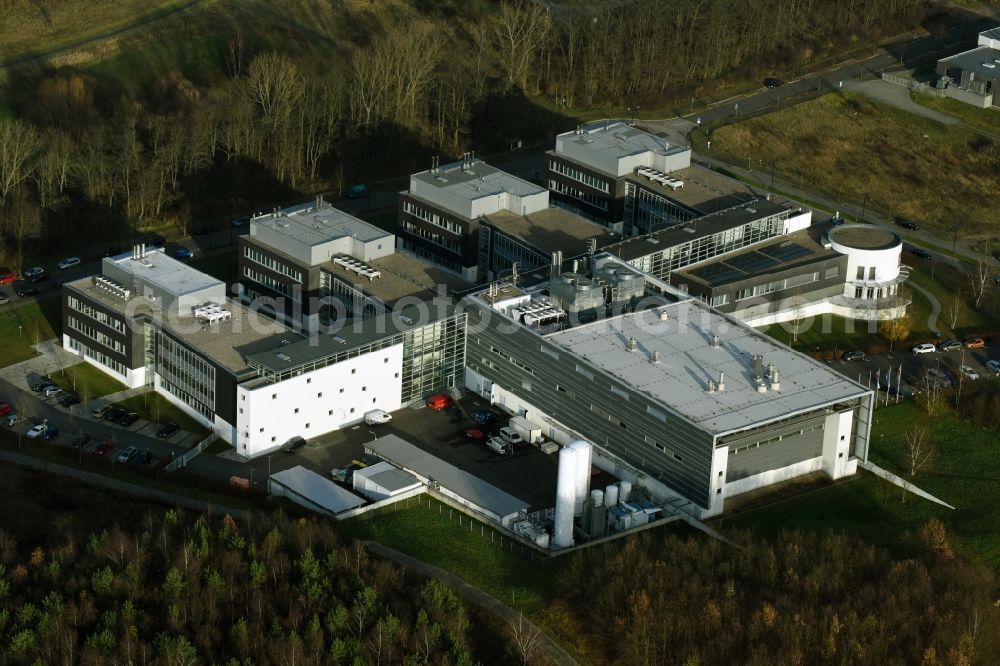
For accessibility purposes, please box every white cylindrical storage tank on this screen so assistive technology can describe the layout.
[569,440,592,515]
[590,489,604,507]
[553,446,578,548]
[605,483,619,507]
[619,480,632,504]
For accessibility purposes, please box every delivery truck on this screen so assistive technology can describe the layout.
[509,416,542,444]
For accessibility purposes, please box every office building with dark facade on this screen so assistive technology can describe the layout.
[462,256,873,517]
[237,197,396,331]
[546,122,692,231]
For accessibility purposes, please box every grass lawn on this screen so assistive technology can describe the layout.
[711,92,1000,235]
[0,296,61,367]
[49,362,127,400]
[719,401,1000,569]
[911,92,1000,135]
[341,499,557,614]
[114,392,209,438]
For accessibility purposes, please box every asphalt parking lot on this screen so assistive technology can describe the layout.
[277,392,561,511]
[827,343,999,392]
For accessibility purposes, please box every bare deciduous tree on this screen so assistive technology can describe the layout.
[485,1,552,92]
[4,193,41,272]
[945,291,964,330]
[508,611,542,665]
[246,51,303,132]
[967,260,992,310]
[0,118,41,205]
[905,425,933,478]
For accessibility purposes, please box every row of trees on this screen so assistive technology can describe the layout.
[556,524,998,665]
[0,510,492,665]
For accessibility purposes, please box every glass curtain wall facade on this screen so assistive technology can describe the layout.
[401,313,467,404]
[624,181,701,234]
[157,331,216,419]
[627,212,787,282]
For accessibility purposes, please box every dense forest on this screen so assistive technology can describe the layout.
[0,0,939,268]
[0,508,499,665]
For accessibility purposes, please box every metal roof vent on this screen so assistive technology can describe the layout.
[275,352,291,363]
[659,311,669,321]
[770,367,781,391]
[752,354,765,381]
[626,337,638,352]
[711,334,720,348]
[650,350,661,363]
[718,371,725,392]
[707,380,717,394]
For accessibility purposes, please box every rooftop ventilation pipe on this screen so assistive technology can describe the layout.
[627,337,638,352]
[650,350,661,363]
[711,334,720,348]
[718,371,725,392]
[770,368,781,391]
[752,354,765,381]
[707,380,717,393]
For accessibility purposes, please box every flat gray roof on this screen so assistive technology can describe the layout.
[940,46,1000,80]
[412,159,543,200]
[366,434,530,519]
[606,199,791,262]
[271,466,366,514]
[324,252,474,305]
[827,224,900,251]
[484,208,621,257]
[558,121,680,160]
[627,164,756,213]
[355,461,422,493]
[252,200,389,246]
[105,248,222,298]
[545,299,869,436]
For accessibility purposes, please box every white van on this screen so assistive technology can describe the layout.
[364,409,392,425]
[485,437,512,455]
[498,426,523,447]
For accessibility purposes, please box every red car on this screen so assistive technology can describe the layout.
[93,439,115,456]
[464,428,486,440]
[426,393,454,411]
[0,273,16,285]
[0,403,12,417]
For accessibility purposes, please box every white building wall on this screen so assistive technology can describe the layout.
[707,445,730,516]
[737,299,833,328]
[830,239,902,295]
[235,342,404,457]
[783,209,812,234]
[653,148,693,173]
[821,410,854,479]
[62,334,146,389]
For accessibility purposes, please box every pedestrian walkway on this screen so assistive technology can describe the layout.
[844,79,958,125]
[0,338,79,385]
[95,385,150,406]
[362,540,579,666]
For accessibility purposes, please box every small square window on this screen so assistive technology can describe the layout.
[317,392,322,398]
[294,408,299,414]
[328,410,333,415]
[272,394,277,400]
[716,488,722,494]
[339,388,344,394]
[351,369,356,375]
[384,357,389,363]
[241,395,245,402]
[239,408,243,414]
[350,407,355,413]
[840,435,846,441]
[372,398,376,403]
[307,378,311,384]
[259,428,264,433]
[305,423,310,429]
[362,386,367,392]
[271,436,276,442]
[394,372,400,378]
[718,471,723,477]
[838,452,844,458]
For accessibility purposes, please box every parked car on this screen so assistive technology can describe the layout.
[0,272,17,285]
[958,365,980,381]
[910,248,933,261]
[911,343,936,354]
[134,449,155,465]
[117,446,138,463]
[498,426,524,447]
[56,256,81,270]
[173,248,193,260]
[0,403,12,417]
[58,393,80,407]
[92,404,111,419]
[472,409,501,426]
[25,424,47,439]
[42,385,63,398]
[15,285,39,297]
[894,217,920,231]
[464,428,486,440]
[156,422,179,438]
[118,412,140,427]
[346,184,368,199]
[70,434,92,449]
[0,293,9,305]
[426,393,453,411]
[103,247,124,257]
[485,436,513,455]
[93,439,115,456]
[939,339,963,352]
[104,407,126,422]
[42,427,61,441]
[5,414,24,427]
[924,368,952,387]
[964,337,985,350]
[364,409,392,425]
[23,266,45,279]
[230,216,251,228]
[29,375,52,392]
[280,435,306,453]
[985,359,1000,375]
[841,351,866,362]
[28,273,50,284]
[763,77,785,88]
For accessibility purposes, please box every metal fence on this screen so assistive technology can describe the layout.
[163,432,217,473]
[881,72,946,97]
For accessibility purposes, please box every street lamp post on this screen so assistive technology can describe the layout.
[734,102,739,120]
[860,192,870,224]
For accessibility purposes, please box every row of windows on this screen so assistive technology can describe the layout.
[66,296,126,333]
[244,266,294,299]
[158,332,215,417]
[68,337,127,376]
[401,220,462,253]
[734,271,822,301]
[403,200,464,234]
[624,182,699,232]
[549,160,610,193]
[399,239,464,274]
[549,180,610,211]
[66,316,125,354]
[855,265,877,281]
[244,246,304,282]
[488,345,534,375]
[728,424,824,455]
